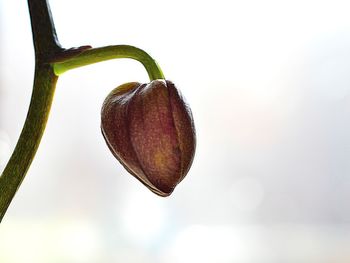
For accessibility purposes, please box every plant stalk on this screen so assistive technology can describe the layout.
[0,0,165,222]
[0,0,60,222]
[0,66,57,221]
[53,45,164,80]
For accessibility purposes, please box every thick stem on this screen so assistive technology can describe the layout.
[0,0,60,222]
[0,66,58,221]
[53,45,165,81]
[27,0,62,60]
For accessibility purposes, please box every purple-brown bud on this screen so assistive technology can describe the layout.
[101,80,196,196]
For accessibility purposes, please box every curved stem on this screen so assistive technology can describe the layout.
[0,0,166,223]
[0,0,60,223]
[53,45,165,81]
[0,65,58,221]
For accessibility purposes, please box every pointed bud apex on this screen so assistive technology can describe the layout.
[101,80,196,196]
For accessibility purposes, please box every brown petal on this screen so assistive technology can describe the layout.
[101,82,146,181]
[127,80,182,195]
[166,80,196,180]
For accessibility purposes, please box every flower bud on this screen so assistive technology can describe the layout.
[101,80,196,196]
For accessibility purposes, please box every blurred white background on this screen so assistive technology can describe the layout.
[1,0,350,262]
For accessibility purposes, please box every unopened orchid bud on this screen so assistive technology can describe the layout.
[101,80,196,196]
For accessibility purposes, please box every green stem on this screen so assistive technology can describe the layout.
[0,66,58,222]
[53,45,165,80]
[0,0,60,222]
[27,0,62,60]
[0,0,165,223]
